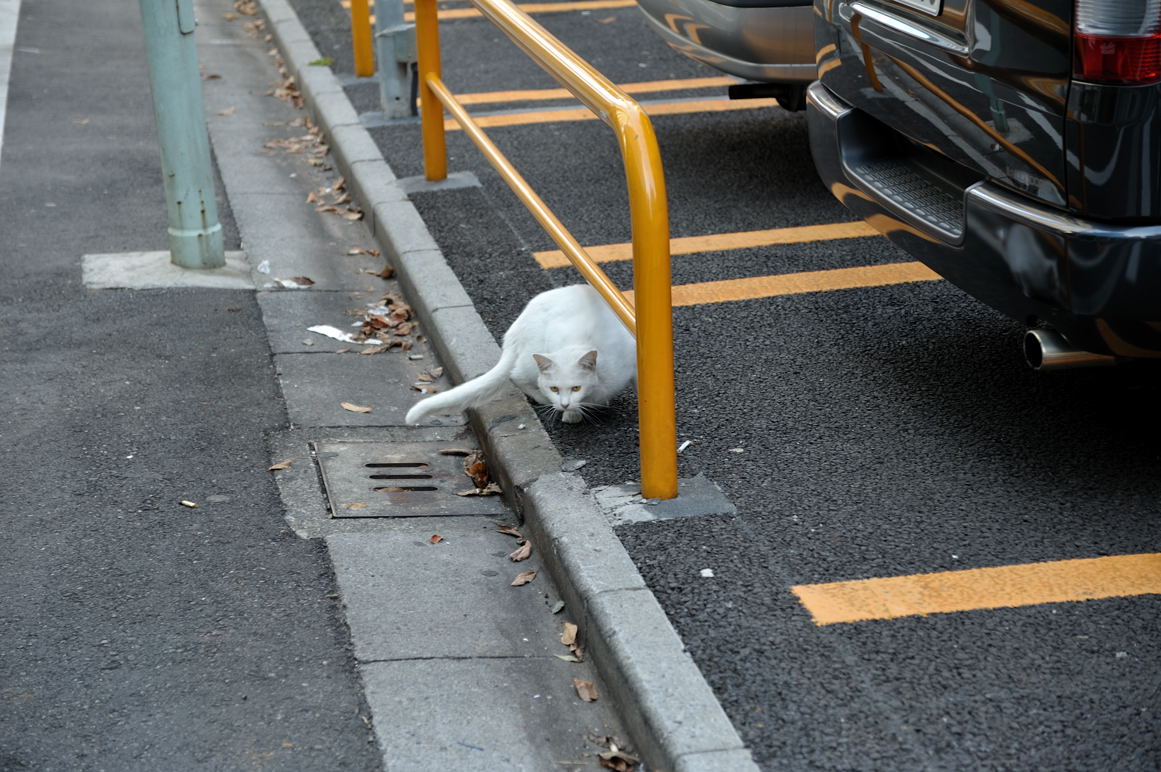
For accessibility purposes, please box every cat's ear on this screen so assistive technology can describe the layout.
[577,350,598,371]
[532,354,554,372]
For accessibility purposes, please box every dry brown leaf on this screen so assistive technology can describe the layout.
[359,345,387,356]
[455,482,502,497]
[217,106,237,116]
[511,570,537,587]
[378,264,396,279]
[267,460,293,471]
[340,401,373,413]
[561,622,578,647]
[598,747,640,771]
[464,451,490,490]
[508,540,532,562]
[347,246,381,257]
[573,678,598,702]
[429,534,444,544]
[496,524,523,538]
[346,502,368,510]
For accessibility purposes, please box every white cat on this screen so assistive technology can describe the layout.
[405,284,636,425]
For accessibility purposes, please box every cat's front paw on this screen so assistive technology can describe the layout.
[561,409,583,424]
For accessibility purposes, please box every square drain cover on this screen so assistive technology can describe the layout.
[315,441,508,518]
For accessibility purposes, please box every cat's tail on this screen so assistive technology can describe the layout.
[405,346,518,425]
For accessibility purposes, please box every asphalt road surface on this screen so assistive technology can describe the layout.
[293,0,1161,768]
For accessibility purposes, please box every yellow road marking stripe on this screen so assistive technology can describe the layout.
[443,77,735,106]
[343,0,637,19]
[444,98,777,130]
[619,263,939,307]
[407,0,636,20]
[534,222,880,268]
[791,553,1161,626]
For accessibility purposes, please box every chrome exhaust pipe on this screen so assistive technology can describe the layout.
[1023,328,1116,371]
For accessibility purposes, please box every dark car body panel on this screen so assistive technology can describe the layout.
[809,0,1161,356]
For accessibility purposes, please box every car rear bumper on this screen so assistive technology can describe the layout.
[636,1,815,84]
[807,82,1161,355]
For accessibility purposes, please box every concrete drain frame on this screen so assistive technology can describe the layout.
[314,440,508,518]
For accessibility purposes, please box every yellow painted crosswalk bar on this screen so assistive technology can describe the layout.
[791,553,1161,625]
[444,97,777,129]
[535,222,880,268]
[621,262,940,307]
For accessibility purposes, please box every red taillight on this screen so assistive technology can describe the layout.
[1074,0,1161,85]
[1075,33,1161,84]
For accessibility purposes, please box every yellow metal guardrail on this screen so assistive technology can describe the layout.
[414,0,678,499]
[349,0,375,77]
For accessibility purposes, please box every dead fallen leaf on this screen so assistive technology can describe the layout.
[429,534,444,544]
[598,15,616,23]
[218,106,237,116]
[234,0,258,14]
[455,482,502,497]
[508,540,532,562]
[511,570,537,587]
[345,502,368,510]
[340,401,373,413]
[347,246,381,257]
[464,451,490,490]
[554,653,581,663]
[267,460,293,471]
[598,746,640,771]
[561,622,578,647]
[378,264,396,279]
[573,678,598,702]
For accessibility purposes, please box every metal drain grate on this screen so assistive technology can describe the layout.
[315,441,508,518]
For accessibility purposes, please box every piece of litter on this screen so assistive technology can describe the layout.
[518,423,526,430]
[551,600,566,614]
[677,440,692,453]
[728,447,744,454]
[307,325,358,344]
[180,500,198,509]
[700,568,715,578]
[561,458,587,472]
[256,259,270,274]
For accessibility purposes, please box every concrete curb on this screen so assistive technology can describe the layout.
[258,3,758,769]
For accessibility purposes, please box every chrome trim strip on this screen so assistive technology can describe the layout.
[968,184,1161,241]
[846,1,968,54]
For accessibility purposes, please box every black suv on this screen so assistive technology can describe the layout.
[807,0,1161,367]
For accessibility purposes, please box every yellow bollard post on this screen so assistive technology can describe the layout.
[349,0,375,78]
[414,0,448,181]
[621,111,678,500]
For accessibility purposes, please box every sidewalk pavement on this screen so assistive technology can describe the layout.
[0,0,754,769]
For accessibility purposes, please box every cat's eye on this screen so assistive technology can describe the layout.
[571,386,581,392]
[549,386,559,392]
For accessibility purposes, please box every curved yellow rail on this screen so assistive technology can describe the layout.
[414,0,678,499]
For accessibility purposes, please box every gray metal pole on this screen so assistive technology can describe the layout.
[374,0,416,119]
[138,0,225,269]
